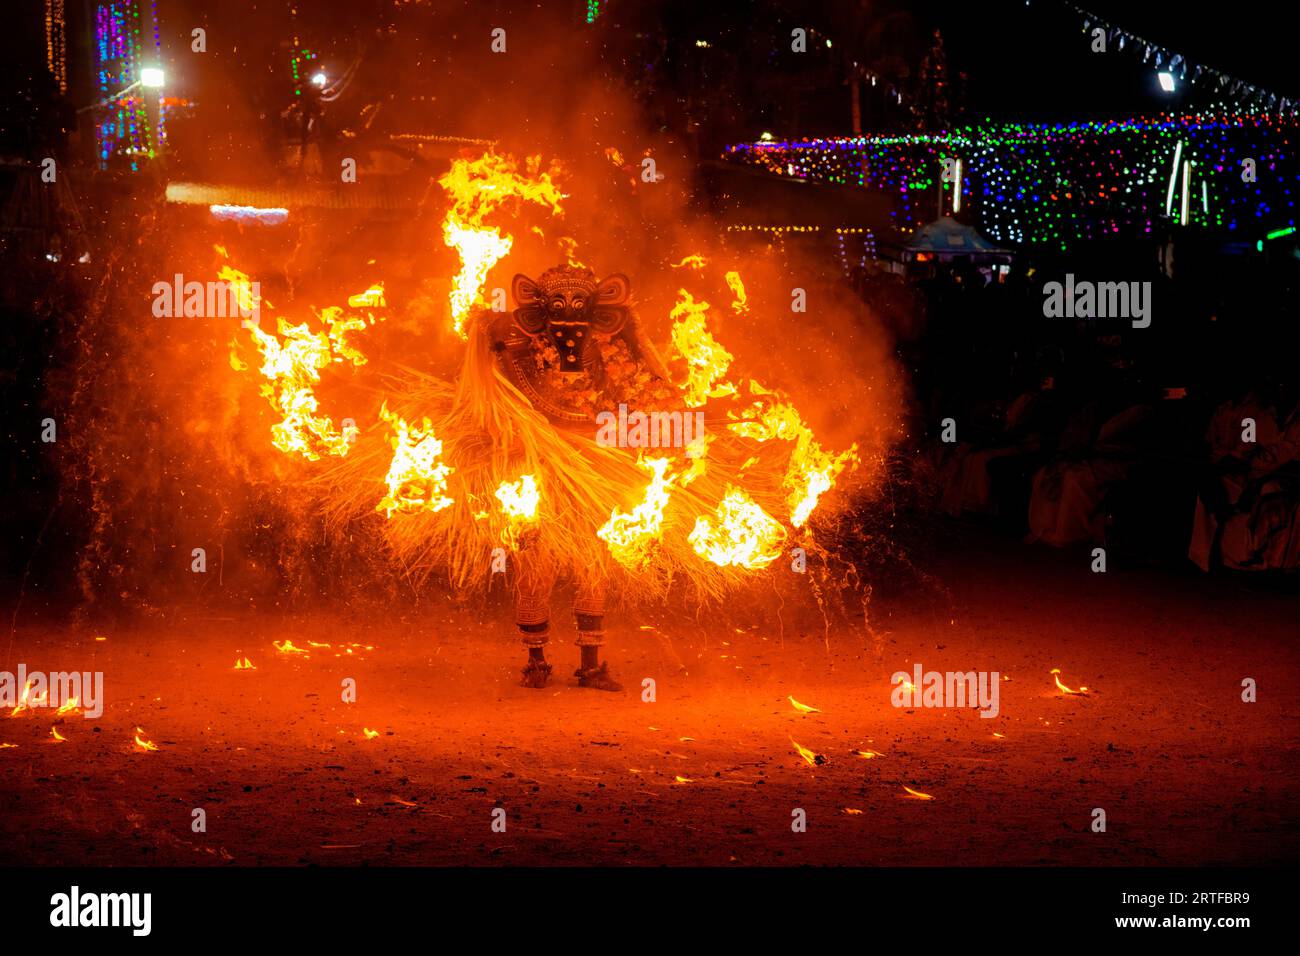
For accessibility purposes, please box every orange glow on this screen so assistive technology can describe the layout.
[50,727,67,743]
[133,728,159,752]
[376,404,455,519]
[668,290,735,407]
[1050,668,1089,695]
[273,640,309,656]
[8,680,35,717]
[689,487,785,568]
[788,695,821,714]
[902,786,934,800]
[724,270,748,313]
[597,457,676,568]
[227,262,376,462]
[791,738,824,766]
[438,152,565,338]
[727,384,858,528]
[362,728,380,740]
[495,473,540,546]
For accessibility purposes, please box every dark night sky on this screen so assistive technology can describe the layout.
[2,0,1297,140]
[933,0,1297,120]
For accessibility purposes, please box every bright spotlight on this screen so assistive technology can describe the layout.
[140,68,164,89]
[311,72,328,88]
[1157,71,1175,93]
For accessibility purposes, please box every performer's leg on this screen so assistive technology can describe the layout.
[516,559,556,688]
[573,578,621,692]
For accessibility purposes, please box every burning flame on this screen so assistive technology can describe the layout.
[273,640,309,656]
[9,680,35,717]
[669,291,736,407]
[728,385,858,527]
[362,728,380,740]
[50,727,66,743]
[134,728,158,752]
[788,695,821,714]
[376,404,455,518]
[598,457,676,568]
[234,657,256,670]
[53,697,80,716]
[670,254,707,270]
[901,786,934,801]
[1050,668,1089,695]
[791,738,825,766]
[688,487,785,568]
[724,270,748,313]
[438,152,565,337]
[852,749,884,759]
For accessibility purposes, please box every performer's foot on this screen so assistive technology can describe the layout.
[521,657,552,688]
[574,661,622,692]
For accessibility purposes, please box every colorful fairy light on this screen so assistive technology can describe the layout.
[45,0,67,94]
[725,111,1300,250]
[94,0,165,171]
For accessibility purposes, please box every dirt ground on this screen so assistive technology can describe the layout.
[2,527,1297,866]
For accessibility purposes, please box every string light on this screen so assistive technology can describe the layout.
[725,111,1299,250]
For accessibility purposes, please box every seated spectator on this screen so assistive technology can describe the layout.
[1190,388,1300,571]
[1026,398,1156,547]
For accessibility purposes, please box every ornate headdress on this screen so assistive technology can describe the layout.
[512,266,630,372]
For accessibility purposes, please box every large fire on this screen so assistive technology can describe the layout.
[597,457,677,568]
[438,153,565,338]
[688,487,785,569]
[228,149,862,585]
[375,404,455,519]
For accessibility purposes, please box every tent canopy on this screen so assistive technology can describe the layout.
[904,216,1011,259]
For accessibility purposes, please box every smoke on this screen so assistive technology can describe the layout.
[52,2,906,619]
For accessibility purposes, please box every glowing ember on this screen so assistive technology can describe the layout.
[50,727,67,743]
[438,152,565,338]
[843,807,864,815]
[791,738,826,766]
[724,270,748,313]
[852,749,884,759]
[673,775,694,784]
[902,786,934,800]
[233,657,256,670]
[689,487,785,568]
[53,697,80,716]
[362,728,380,740]
[346,283,386,309]
[788,695,821,714]
[668,290,736,407]
[8,680,36,717]
[376,403,455,518]
[133,729,159,752]
[273,640,309,656]
[1050,668,1089,695]
[597,457,676,568]
[670,254,707,269]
